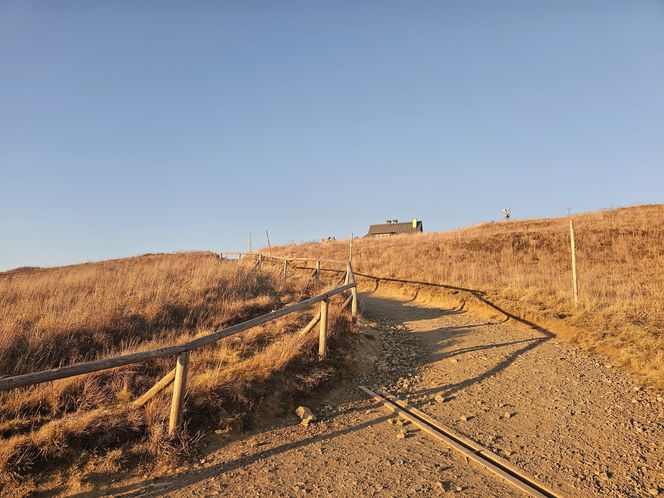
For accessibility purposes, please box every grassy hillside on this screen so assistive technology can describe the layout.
[272,204,664,388]
[0,252,350,482]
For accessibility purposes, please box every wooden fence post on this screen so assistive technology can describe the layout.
[346,261,358,322]
[265,229,272,255]
[351,287,358,323]
[569,220,579,305]
[168,352,190,437]
[319,299,328,359]
[258,254,263,270]
[315,260,320,283]
[283,260,288,277]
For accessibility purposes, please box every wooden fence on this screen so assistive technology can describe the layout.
[0,254,358,436]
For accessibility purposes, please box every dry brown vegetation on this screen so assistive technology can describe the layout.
[0,252,351,483]
[272,204,664,388]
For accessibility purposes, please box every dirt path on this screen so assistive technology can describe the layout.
[94,291,662,497]
[364,293,663,497]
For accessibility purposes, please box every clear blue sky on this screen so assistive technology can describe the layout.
[1,1,663,270]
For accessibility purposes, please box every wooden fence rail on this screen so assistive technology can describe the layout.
[219,251,346,264]
[0,254,358,436]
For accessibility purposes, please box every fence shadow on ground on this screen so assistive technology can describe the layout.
[65,400,393,497]
[358,294,553,409]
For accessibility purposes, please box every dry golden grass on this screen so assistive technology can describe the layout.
[272,204,664,388]
[0,252,350,481]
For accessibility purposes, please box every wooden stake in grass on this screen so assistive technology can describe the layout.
[265,229,272,255]
[351,286,358,323]
[570,220,579,305]
[169,352,190,437]
[346,261,358,322]
[319,299,329,359]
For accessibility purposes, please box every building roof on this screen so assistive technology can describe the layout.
[367,220,423,236]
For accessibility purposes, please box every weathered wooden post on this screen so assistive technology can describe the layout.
[283,260,288,277]
[319,298,328,359]
[315,260,320,283]
[351,287,358,322]
[265,229,272,255]
[168,352,190,436]
[569,220,579,305]
[347,262,358,323]
[258,254,263,270]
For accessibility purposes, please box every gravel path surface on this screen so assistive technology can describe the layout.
[106,291,662,498]
[365,294,663,498]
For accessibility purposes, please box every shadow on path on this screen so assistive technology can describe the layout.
[70,410,391,498]
[410,338,548,402]
[359,294,552,405]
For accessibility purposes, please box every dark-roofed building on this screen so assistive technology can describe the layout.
[367,218,423,237]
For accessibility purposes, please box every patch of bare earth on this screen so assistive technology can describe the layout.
[35,290,663,497]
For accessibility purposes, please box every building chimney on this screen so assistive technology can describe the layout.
[412,218,417,228]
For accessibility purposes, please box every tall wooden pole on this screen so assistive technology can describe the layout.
[265,229,272,255]
[569,220,579,305]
